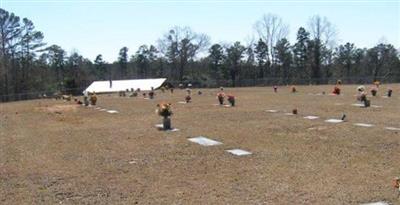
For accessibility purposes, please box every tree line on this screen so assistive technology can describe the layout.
[1,8,399,102]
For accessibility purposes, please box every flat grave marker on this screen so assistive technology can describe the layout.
[188,136,222,146]
[265,109,278,113]
[155,124,179,132]
[361,202,389,205]
[385,127,400,131]
[226,149,252,156]
[353,123,374,127]
[304,116,319,120]
[325,119,344,123]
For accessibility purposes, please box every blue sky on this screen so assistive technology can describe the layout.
[1,0,399,62]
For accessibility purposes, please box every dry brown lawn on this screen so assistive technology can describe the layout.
[1,84,399,204]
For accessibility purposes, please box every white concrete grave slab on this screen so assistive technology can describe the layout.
[178,101,187,104]
[226,149,252,156]
[371,105,383,108]
[352,103,364,107]
[353,123,374,127]
[304,116,319,120]
[100,109,107,111]
[188,136,222,146]
[107,110,119,114]
[155,124,179,132]
[266,109,278,113]
[224,105,232,107]
[385,127,400,131]
[284,113,294,116]
[361,201,389,205]
[325,119,344,123]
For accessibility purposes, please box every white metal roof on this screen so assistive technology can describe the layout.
[83,78,167,94]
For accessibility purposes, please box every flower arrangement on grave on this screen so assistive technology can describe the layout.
[361,94,370,107]
[198,91,202,95]
[62,94,72,101]
[273,86,278,93]
[394,177,400,189]
[357,86,365,93]
[292,108,298,115]
[83,96,89,106]
[217,92,225,105]
[227,95,235,106]
[356,86,369,106]
[156,102,173,130]
[185,95,192,103]
[156,102,173,118]
[143,92,147,98]
[291,86,297,93]
[332,86,341,95]
[74,98,83,105]
[336,79,342,85]
[149,87,155,99]
[89,92,97,105]
[393,177,400,198]
[186,88,191,95]
[387,88,393,97]
[130,91,138,97]
[370,87,378,96]
[149,91,155,99]
[374,81,380,88]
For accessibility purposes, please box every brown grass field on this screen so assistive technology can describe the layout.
[1,84,399,204]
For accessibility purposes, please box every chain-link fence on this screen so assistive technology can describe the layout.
[1,76,398,103]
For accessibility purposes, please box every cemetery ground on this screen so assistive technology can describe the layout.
[0,84,399,204]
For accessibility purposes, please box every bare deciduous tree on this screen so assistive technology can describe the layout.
[158,26,210,81]
[254,13,289,64]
